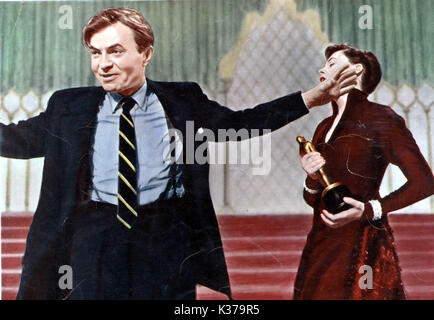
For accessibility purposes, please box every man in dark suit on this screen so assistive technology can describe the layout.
[0,8,356,299]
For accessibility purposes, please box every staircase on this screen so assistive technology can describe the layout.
[2,213,433,300]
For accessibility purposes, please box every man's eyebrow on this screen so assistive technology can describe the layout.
[88,44,124,51]
[88,46,100,52]
[107,43,125,50]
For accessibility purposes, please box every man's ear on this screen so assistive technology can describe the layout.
[355,63,364,76]
[142,46,154,67]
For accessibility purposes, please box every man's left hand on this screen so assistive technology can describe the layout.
[302,64,358,108]
[320,197,364,228]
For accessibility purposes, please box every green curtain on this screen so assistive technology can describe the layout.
[0,0,268,95]
[296,0,433,87]
[0,0,431,95]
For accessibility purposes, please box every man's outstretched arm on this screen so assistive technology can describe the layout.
[192,64,357,138]
[0,112,47,159]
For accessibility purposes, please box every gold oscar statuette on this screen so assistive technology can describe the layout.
[296,136,353,213]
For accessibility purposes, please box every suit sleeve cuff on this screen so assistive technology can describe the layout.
[278,91,309,123]
[300,92,308,110]
[293,91,310,116]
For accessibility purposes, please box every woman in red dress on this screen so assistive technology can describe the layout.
[293,44,434,300]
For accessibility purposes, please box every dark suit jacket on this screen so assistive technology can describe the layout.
[0,80,309,299]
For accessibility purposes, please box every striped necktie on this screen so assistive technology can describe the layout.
[117,97,138,229]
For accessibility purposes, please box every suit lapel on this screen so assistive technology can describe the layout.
[147,79,191,132]
[71,87,106,201]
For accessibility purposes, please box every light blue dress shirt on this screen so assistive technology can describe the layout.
[90,81,184,206]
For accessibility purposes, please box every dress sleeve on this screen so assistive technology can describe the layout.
[365,112,434,218]
[303,175,322,208]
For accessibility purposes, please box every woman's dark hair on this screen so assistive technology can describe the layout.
[325,44,382,94]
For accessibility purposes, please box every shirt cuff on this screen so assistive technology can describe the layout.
[304,176,322,194]
[304,180,320,194]
[364,200,383,221]
[300,92,308,109]
[369,200,383,220]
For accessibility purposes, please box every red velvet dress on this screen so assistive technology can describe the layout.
[293,89,434,300]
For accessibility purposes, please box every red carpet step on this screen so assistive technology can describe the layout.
[1,212,433,300]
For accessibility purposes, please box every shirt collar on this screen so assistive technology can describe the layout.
[108,80,148,113]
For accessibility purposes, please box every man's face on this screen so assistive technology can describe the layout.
[89,22,153,96]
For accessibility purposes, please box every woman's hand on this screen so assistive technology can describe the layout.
[300,152,325,180]
[320,197,365,228]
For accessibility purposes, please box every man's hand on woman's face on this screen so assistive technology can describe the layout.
[302,64,358,108]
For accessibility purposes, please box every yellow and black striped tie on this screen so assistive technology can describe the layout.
[117,97,138,229]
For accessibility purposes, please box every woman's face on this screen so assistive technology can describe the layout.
[319,50,352,83]
[319,50,363,91]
